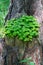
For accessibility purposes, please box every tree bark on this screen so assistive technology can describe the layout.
[5,0,26,21]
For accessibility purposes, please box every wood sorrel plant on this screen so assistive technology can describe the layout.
[5,15,39,42]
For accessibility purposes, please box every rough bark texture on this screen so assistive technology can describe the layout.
[5,0,26,21]
[5,38,42,65]
[0,39,5,65]
[4,0,43,65]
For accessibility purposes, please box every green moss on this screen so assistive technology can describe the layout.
[5,15,39,42]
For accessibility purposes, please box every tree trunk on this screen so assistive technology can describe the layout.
[4,0,43,65]
[5,0,26,21]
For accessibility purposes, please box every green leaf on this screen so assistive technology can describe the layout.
[29,62,35,65]
[19,57,32,63]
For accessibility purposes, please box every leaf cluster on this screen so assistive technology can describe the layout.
[5,15,39,42]
[0,0,10,12]
[20,57,35,65]
[0,0,10,38]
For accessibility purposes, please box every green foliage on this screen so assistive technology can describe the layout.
[0,15,5,38]
[5,15,39,42]
[19,57,35,65]
[0,28,5,38]
[0,15,4,27]
[20,57,32,63]
[0,0,10,12]
[0,0,10,38]
[0,0,10,25]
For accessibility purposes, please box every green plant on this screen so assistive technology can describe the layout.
[0,0,10,38]
[19,57,35,65]
[5,15,39,42]
[0,0,10,12]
